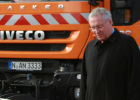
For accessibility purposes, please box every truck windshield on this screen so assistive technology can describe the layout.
[0,0,87,3]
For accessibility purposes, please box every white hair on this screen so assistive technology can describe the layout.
[89,7,112,21]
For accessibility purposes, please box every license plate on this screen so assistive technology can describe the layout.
[8,61,42,71]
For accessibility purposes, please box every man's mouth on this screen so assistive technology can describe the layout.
[96,33,102,37]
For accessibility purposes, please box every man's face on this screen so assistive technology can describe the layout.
[89,14,113,41]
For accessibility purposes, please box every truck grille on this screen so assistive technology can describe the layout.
[0,44,66,51]
[0,31,70,51]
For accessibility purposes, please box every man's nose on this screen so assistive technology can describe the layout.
[93,28,100,34]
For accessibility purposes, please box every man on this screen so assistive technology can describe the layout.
[79,7,140,100]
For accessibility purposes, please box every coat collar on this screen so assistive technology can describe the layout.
[94,28,120,47]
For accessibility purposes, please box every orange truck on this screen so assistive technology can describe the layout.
[0,0,139,100]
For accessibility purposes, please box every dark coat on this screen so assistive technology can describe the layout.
[79,28,140,100]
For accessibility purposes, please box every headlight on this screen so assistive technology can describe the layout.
[76,74,81,80]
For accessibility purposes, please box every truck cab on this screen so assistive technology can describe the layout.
[0,0,139,100]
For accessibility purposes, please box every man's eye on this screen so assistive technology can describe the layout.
[98,25,103,28]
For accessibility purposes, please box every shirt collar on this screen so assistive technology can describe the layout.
[94,28,120,46]
[112,28,115,34]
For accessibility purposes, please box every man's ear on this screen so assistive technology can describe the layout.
[108,19,113,25]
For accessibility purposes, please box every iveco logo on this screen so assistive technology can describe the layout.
[0,31,45,40]
[8,4,64,10]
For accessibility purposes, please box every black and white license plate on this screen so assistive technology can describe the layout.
[8,61,42,71]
